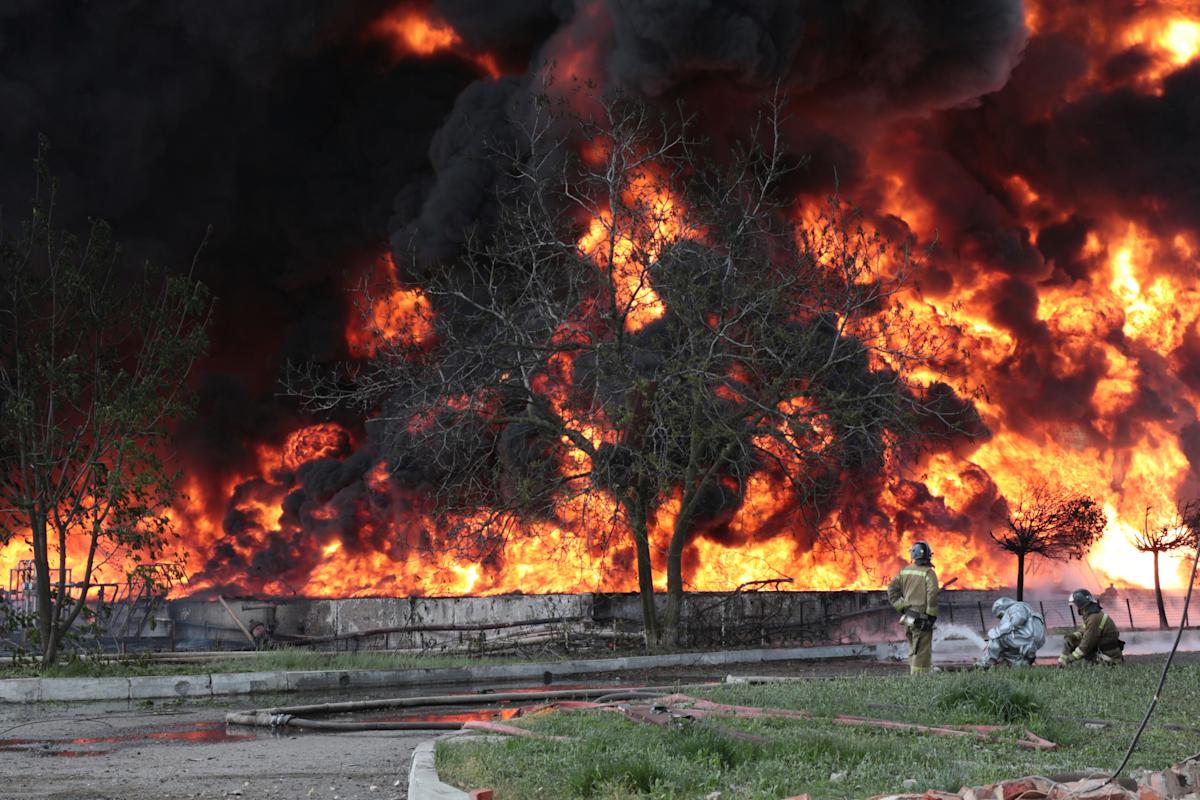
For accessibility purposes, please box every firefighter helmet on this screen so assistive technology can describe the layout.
[909,541,933,562]
[1069,588,1097,607]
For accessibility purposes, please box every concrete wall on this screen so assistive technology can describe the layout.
[19,585,1188,654]
[164,589,1005,651]
[167,593,594,650]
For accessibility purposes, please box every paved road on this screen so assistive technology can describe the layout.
[0,660,907,800]
[0,694,430,800]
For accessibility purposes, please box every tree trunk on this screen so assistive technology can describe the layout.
[30,514,60,665]
[661,532,685,648]
[1015,551,1025,602]
[1153,550,1167,629]
[628,504,659,647]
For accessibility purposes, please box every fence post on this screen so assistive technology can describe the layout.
[1125,597,1135,630]
[1039,601,1046,623]
[977,601,987,633]
[1069,606,1077,627]
[948,602,955,623]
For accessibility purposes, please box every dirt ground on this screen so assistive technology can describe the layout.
[0,692,430,800]
[0,662,901,800]
[2,653,1192,800]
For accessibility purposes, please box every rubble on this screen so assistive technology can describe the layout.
[867,756,1200,800]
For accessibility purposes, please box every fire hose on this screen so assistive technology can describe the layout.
[224,683,1056,749]
[224,685,693,732]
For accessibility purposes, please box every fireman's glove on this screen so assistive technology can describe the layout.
[986,627,999,640]
[1056,655,1070,667]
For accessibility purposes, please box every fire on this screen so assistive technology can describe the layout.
[1126,15,1200,70]
[345,254,435,358]
[370,5,500,79]
[577,209,666,332]
[167,164,1197,602]
[576,172,690,332]
[377,9,457,56]
[282,423,352,470]
[346,287,434,358]
[1103,224,1195,348]
[1160,19,1200,63]
[18,2,1200,606]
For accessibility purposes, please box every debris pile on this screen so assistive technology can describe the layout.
[855,755,1200,800]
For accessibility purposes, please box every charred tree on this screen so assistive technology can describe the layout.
[1131,507,1198,628]
[290,89,973,647]
[0,143,211,665]
[990,483,1107,601]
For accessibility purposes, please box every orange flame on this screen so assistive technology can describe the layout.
[345,254,435,358]
[370,5,501,79]
[577,171,689,332]
[16,7,1200,603]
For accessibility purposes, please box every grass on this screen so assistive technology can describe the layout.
[0,648,527,678]
[436,662,1200,800]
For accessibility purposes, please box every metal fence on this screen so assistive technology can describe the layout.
[939,591,1192,634]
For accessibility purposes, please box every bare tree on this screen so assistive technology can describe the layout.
[291,90,970,646]
[0,143,211,664]
[1132,507,1199,628]
[990,482,1107,601]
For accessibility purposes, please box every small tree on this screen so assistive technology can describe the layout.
[0,143,211,664]
[293,91,968,646]
[990,482,1107,600]
[1132,507,1198,628]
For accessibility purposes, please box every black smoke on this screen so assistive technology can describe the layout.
[10,0,1200,593]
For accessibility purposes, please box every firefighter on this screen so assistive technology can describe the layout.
[1058,588,1125,666]
[981,597,1045,667]
[887,541,939,674]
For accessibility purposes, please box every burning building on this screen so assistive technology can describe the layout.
[2,0,1199,602]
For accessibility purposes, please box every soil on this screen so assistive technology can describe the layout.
[0,662,899,800]
[0,691,428,800]
[3,652,1193,799]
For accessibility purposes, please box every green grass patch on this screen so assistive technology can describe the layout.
[934,672,1042,722]
[568,754,667,797]
[0,648,527,678]
[436,662,1200,800]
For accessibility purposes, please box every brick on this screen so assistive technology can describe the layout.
[968,783,1000,800]
[1051,782,1094,800]
[1173,763,1199,792]
[468,790,494,800]
[1139,785,1166,800]
[1029,779,1058,795]
[1075,786,1133,800]
[1149,772,1187,799]
[1001,780,1042,800]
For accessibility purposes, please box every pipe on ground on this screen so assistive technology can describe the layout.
[225,684,691,731]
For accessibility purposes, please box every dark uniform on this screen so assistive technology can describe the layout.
[1059,589,1124,665]
[887,541,939,674]
[1061,607,1124,664]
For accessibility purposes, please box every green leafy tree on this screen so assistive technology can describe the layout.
[0,143,211,664]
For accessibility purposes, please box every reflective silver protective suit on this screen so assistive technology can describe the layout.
[981,598,1046,666]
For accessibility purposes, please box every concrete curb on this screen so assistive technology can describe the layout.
[0,642,882,704]
[408,738,470,800]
